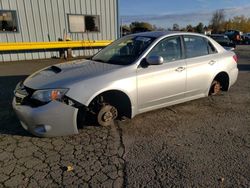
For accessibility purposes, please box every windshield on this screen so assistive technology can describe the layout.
[92,35,155,65]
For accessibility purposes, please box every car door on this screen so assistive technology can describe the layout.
[183,35,218,98]
[137,36,186,112]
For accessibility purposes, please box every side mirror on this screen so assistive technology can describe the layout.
[146,55,164,65]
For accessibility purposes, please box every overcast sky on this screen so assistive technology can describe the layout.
[120,0,250,28]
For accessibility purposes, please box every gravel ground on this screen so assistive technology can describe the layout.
[0,46,249,187]
[0,126,124,187]
[119,45,250,187]
[0,59,125,187]
[119,72,250,187]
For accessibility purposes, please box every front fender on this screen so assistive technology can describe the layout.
[65,74,137,117]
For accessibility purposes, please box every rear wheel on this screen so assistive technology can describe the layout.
[209,80,221,95]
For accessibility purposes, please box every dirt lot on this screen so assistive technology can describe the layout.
[0,46,249,187]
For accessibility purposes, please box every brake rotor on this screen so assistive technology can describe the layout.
[212,81,221,95]
[97,105,118,126]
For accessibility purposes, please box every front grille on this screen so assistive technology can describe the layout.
[15,96,23,104]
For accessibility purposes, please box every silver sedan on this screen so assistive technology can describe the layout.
[13,31,238,137]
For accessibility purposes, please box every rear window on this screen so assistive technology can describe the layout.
[184,36,217,58]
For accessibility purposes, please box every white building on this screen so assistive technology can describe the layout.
[0,0,119,62]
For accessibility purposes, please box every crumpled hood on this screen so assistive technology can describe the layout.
[24,59,123,89]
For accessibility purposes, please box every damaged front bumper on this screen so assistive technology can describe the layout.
[12,99,79,137]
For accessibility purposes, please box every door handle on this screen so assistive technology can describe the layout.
[175,67,185,72]
[209,60,216,65]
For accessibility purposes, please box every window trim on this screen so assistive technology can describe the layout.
[0,10,19,33]
[206,39,218,54]
[67,14,100,33]
[146,36,185,63]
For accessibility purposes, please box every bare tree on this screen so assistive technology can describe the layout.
[186,24,194,32]
[210,10,225,33]
[172,23,180,31]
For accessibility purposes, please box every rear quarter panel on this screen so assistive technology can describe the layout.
[206,50,238,94]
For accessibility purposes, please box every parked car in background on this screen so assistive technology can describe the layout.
[13,31,238,137]
[225,30,243,44]
[210,34,236,50]
[242,33,250,44]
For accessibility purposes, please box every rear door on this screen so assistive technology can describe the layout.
[183,35,218,97]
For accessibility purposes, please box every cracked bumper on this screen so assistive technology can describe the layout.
[12,99,79,137]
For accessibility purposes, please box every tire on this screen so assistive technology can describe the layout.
[209,80,221,95]
[77,108,87,128]
[97,104,118,126]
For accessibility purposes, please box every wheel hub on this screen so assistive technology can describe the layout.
[97,105,118,126]
[213,81,221,95]
[103,111,113,122]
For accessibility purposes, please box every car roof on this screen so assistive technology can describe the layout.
[130,31,179,38]
[211,34,226,36]
[226,30,241,32]
[130,31,206,38]
[210,34,229,39]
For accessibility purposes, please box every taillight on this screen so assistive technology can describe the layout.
[233,55,238,63]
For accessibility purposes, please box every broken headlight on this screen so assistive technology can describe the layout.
[31,89,69,103]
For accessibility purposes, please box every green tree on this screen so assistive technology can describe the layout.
[195,22,204,33]
[224,16,250,32]
[153,25,166,31]
[130,22,154,33]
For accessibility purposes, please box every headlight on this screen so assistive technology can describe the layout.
[14,80,24,91]
[31,89,68,103]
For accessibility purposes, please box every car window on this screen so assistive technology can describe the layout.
[147,36,182,63]
[92,36,155,65]
[184,36,209,58]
